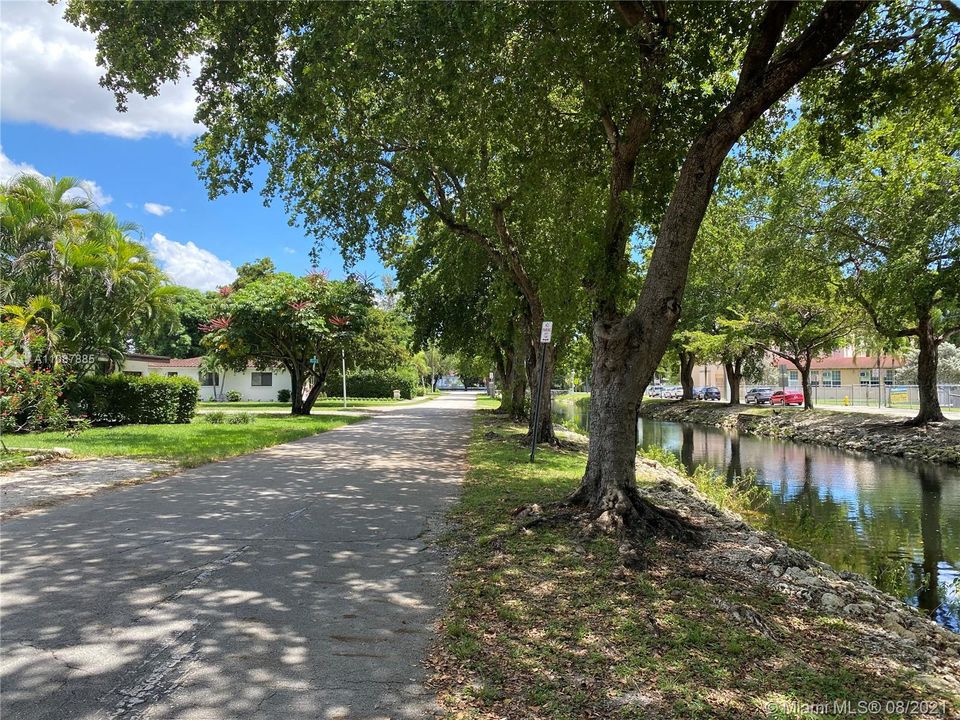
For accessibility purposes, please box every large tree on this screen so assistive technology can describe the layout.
[201,272,375,415]
[820,108,960,423]
[67,1,956,533]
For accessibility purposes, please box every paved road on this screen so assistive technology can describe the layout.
[1,392,476,720]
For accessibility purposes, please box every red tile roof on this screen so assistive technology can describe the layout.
[772,353,903,370]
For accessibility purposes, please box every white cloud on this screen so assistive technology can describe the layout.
[150,233,237,291]
[283,246,296,254]
[144,202,173,217]
[0,1,200,139]
[0,147,111,207]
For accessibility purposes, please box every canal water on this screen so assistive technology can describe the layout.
[554,400,960,632]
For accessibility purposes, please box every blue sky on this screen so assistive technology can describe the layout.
[0,0,384,291]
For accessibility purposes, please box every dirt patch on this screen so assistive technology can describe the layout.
[0,457,177,519]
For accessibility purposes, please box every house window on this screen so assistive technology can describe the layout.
[885,369,895,385]
[859,370,872,386]
[788,370,799,387]
[823,370,842,387]
[200,372,219,386]
[251,372,272,387]
[167,371,178,377]
[810,371,820,387]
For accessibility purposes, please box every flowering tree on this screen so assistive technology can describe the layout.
[201,272,374,414]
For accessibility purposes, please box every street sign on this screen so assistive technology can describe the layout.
[540,321,553,343]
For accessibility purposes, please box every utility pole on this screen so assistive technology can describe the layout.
[341,348,347,409]
[529,321,553,463]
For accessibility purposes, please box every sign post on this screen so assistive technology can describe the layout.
[529,321,553,463]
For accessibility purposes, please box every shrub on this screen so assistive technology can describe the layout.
[323,368,418,399]
[227,412,255,424]
[69,373,199,426]
[277,388,291,403]
[169,376,200,422]
[205,411,226,424]
[226,390,242,402]
[0,364,73,432]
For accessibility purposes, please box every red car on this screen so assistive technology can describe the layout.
[771,388,804,406]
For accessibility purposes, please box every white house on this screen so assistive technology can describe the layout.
[120,354,293,402]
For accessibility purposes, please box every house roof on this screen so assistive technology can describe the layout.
[773,353,903,370]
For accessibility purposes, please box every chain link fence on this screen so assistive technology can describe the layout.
[741,384,960,409]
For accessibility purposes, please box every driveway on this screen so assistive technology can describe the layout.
[0,392,477,720]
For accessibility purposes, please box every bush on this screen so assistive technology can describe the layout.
[277,388,291,403]
[69,374,200,426]
[323,368,418,399]
[227,412,255,424]
[0,364,73,432]
[205,411,226,424]
[170,376,200,422]
[226,390,242,402]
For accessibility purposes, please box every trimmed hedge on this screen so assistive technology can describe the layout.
[70,373,199,425]
[323,368,418,399]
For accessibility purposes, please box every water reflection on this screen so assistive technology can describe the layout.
[555,402,960,631]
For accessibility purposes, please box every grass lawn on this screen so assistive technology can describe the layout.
[431,401,954,719]
[1,414,363,468]
[0,449,45,473]
[198,394,441,411]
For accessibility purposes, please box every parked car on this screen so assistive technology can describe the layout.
[648,385,664,398]
[745,387,775,404]
[771,388,805,406]
[698,386,721,401]
[664,386,683,399]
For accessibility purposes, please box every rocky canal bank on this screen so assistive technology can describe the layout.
[633,457,960,701]
[638,400,960,467]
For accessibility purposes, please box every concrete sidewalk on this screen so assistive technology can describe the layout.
[0,392,477,720]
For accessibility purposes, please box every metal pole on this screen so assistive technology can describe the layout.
[341,348,347,409]
[529,342,547,463]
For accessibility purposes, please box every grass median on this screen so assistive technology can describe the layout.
[1,414,364,468]
[431,400,955,719]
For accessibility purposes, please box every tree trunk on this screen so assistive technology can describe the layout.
[724,360,742,406]
[290,365,309,415]
[679,350,695,400]
[527,340,557,444]
[912,315,945,424]
[494,342,527,421]
[799,359,814,410]
[569,316,692,537]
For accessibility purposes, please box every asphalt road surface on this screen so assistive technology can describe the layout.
[1,392,476,720]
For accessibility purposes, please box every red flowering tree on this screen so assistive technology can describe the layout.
[200,272,374,414]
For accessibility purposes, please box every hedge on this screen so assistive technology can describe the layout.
[70,374,199,425]
[323,368,418,399]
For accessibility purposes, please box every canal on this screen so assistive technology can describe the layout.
[554,399,960,632]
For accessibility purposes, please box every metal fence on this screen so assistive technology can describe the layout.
[741,384,960,409]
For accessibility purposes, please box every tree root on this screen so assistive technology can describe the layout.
[513,489,701,554]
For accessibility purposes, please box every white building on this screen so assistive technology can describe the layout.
[121,354,292,402]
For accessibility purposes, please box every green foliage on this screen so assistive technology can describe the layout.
[896,343,960,384]
[70,373,199,426]
[277,388,291,403]
[201,271,377,412]
[135,286,217,358]
[1,174,177,370]
[324,368,419,399]
[226,412,255,425]
[205,411,226,425]
[226,390,242,402]
[0,362,73,432]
